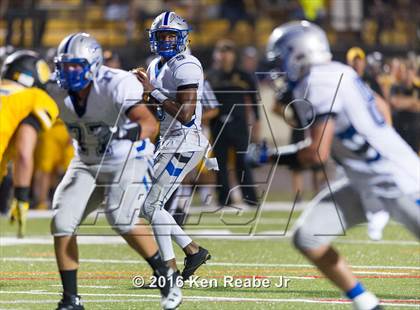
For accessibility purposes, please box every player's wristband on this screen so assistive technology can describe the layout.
[150,89,168,104]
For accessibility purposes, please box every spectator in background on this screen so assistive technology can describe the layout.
[390,60,420,154]
[347,47,383,96]
[207,40,259,207]
[346,47,392,125]
[241,46,258,74]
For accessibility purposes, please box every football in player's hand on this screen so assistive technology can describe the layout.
[130,67,147,79]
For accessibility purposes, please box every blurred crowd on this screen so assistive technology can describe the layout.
[1,0,419,49]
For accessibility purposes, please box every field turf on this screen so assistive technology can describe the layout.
[1,204,419,309]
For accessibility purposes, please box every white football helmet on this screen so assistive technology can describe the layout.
[266,20,332,82]
[55,32,103,91]
[149,11,190,59]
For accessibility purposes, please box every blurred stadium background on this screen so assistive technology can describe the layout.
[1,0,419,202]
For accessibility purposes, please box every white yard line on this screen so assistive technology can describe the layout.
[49,285,114,289]
[352,271,409,275]
[0,291,418,307]
[2,256,420,271]
[1,234,418,245]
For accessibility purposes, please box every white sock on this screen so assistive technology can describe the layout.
[151,208,176,261]
[352,291,380,310]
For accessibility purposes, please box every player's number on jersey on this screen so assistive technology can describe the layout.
[68,122,113,156]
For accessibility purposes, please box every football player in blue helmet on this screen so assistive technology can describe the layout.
[148,11,191,60]
[265,20,420,310]
[134,11,214,283]
[54,32,103,92]
[52,32,182,310]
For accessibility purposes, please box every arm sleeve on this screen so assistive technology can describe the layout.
[173,62,202,89]
[113,74,144,116]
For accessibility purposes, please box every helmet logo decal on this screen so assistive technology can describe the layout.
[36,60,51,84]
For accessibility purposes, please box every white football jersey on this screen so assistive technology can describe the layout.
[54,65,144,164]
[293,61,420,196]
[147,52,203,136]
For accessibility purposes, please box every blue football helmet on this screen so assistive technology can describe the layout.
[149,12,190,59]
[266,21,332,82]
[55,33,103,92]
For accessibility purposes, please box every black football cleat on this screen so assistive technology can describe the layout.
[181,247,211,280]
[56,293,84,310]
[371,306,384,310]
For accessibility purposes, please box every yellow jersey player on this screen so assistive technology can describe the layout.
[33,118,74,210]
[0,50,59,237]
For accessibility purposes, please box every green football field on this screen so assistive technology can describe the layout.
[1,205,419,310]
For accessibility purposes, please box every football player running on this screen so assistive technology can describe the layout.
[0,50,59,238]
[264,21,419,310]
[51,33,181,310]
[134,12,214,279]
